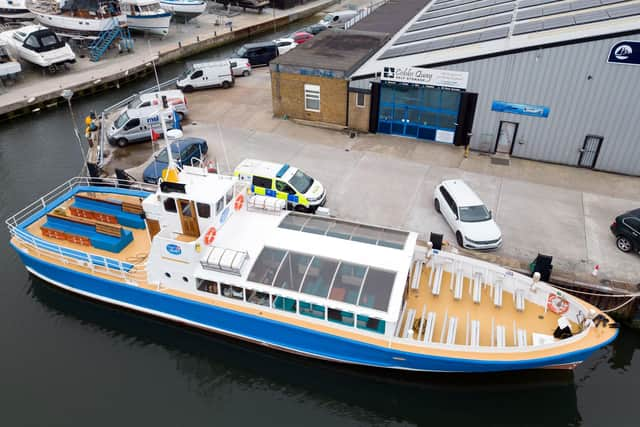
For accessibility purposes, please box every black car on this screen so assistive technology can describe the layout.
[234,41,278,66]
[610,209,640,253]
[302,24,327,35]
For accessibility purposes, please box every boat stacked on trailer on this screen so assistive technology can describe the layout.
[120,0,170,36]
[7,138,619,373]
[28,0,126,39]
[0,0,34,20]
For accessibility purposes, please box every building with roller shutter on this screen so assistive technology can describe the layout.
[349,0,640,175]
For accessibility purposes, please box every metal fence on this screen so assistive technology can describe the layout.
[343,0,389,30]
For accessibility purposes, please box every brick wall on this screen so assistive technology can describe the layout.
[347,91,371,133]
[271,71,348,126]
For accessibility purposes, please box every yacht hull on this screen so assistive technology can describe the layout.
[126,13,171,36]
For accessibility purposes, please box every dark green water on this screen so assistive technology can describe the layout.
[1,19,639,427]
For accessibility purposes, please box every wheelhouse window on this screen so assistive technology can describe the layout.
[197,279,218,295]
[304,84,320,112]
[221,284,244,300]
[196,202,211,218]
[163,197,177,213]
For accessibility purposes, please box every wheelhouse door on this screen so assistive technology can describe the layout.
[578,135,603,169]
[177,199,200,237]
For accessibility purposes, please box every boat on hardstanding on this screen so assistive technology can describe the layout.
[0,24,76,70]
[28,0,126,39]
[0,37,21,78]
[159,0,205,21]
[0,0,34,20]
[120,0,170,36]
[7,140,618,373]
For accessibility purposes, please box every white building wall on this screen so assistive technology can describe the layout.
[438,33,640,175]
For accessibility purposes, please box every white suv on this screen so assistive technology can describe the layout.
[433,180,502,250]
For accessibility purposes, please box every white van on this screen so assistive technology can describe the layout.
[176,61,234,92]
[318,10,358,29]
[107,109,174,147]
[126,89,188,120]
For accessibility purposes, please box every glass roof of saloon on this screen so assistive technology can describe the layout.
[279,213,409,250]
[247,246,397,313]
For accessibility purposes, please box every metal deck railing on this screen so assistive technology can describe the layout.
[6,177,157,285]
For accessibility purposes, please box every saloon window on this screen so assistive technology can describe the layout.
[221,284,244,300]
[196,202,211,218]
[197,279,218,295]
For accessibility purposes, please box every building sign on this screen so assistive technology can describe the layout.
[608,41,640,66]
[435,130,455,144]
[381,66,468,90]
[491,101,550,118]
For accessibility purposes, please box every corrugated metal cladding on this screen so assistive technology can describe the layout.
[437,33,640,175]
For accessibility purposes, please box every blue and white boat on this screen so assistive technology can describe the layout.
[160,0,205,21]
[7,142,618,373]
[121,0,171,36]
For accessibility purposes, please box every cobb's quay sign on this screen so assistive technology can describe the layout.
[381,66,469,90]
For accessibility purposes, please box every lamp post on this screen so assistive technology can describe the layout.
[61,89,88,176]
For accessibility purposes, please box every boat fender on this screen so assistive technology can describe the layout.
[204,227,217,245]
[547,293,569,315]
[234,194,244,211]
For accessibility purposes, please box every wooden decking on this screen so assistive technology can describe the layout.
[400,264,572,348]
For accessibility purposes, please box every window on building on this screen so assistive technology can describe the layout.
[196,202,211,218]
[304,84,321,112]
[356,92,366,108]
[163,197,177,213]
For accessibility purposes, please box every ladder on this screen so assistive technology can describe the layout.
[89,19,133,62]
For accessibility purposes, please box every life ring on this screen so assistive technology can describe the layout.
[234,194,244,211]
[547,293,569,315]
[204,227,217,245]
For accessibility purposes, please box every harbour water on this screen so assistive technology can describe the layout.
[1,23,639,427]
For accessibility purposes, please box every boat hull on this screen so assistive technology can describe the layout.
[126,13,171,35]
[160,1,206,19]
[31,12,124,38]
[13,244,617,373]
[0,8,34,20]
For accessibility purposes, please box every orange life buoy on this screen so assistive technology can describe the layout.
[204,227,217,245]
[547,293,569,315]
[234,194,244,211]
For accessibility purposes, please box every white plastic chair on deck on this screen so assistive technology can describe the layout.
[424,312,436,344]
[515,290,525,312]
[493,280,503,308]
[430,261,444,296]
[403,309,416,339]
[470,320,481,347]
[411,259,423,290]
[517,328,528,347]
[453,267,464,301]
[495,325,506,347]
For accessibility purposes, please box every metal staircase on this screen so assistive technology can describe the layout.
[89,20,133,62]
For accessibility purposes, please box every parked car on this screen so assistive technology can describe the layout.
[234,41,278,66]
[301,23,327,35]
[433,180,502,249]
[234,159,326,212]
[610,209,640,253]
[108,109,173,147]
[318,10,358,29]
[176,61,234,92]
[143,138,208,184]
[291,31,314,45]
[228,57,251,77]
[274,38,297,55]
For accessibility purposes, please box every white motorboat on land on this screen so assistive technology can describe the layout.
[159,0,204,21]
[0,24,75,69]
[120,0,170,36]
[0,38,21,78]
[28,0,126,39]
[0,0,34,20]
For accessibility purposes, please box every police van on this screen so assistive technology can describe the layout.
[234,159,326,212]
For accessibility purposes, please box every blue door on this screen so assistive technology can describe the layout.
[377,83,461,143]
